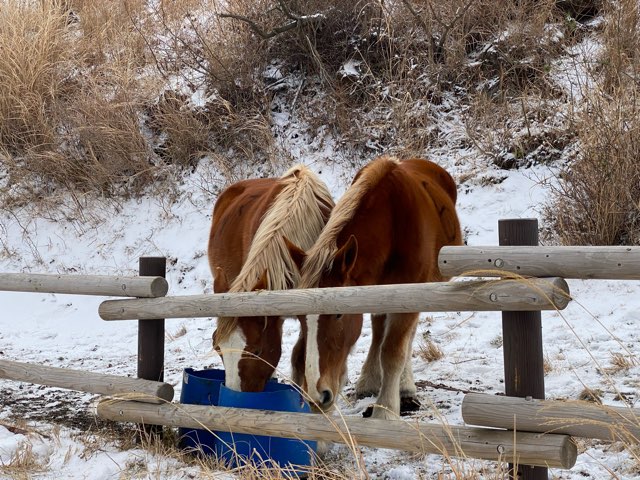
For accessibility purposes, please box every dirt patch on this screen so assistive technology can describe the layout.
[0,384,126,434]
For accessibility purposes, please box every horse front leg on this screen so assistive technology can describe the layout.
[356,314,386,398]
[366,312,419,420]
[291,315,307,388]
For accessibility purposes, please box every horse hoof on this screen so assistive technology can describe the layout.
[362,406,374,418]
[400,396,421,415]
[355,391,377,400]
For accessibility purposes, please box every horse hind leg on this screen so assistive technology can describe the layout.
[355,314,385,398]
[399,319,420,414]
[365,312,419,420]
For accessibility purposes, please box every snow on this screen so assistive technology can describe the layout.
[1,22,639,478]
[1,155,639,479]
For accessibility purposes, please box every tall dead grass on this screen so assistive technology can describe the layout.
[541,0,640,245]
[0,0,600,204]
[0,1,72,152]
[543,87,640,245]
[0,0,164,205]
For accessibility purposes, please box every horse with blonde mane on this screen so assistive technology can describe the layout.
[208,165,334,392]
[288,156,462,419]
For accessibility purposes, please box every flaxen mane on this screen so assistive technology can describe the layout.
[215,164,334,344]
[299,155,400,289]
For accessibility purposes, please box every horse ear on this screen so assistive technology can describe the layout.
[336,234,358,276]
[283,236,306,272]
[214,266,229,293]
[252,270,269,291]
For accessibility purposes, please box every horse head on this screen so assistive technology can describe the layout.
[288,235,364,411]
[212,267,283,392]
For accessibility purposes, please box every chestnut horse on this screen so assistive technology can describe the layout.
[290,156,462,420]
[208,165,333,392]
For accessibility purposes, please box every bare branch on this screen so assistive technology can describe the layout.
[401,0,428,30]
[218,12,298,39]
[219,6,333,40]
[439,0,476,52]
[402,0,477,63]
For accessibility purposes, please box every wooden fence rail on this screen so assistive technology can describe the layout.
[439,246,640,280]
[0,359,173,404]
[462,393,640,442]
[98,277,570,321]
[97,399,577,469]
[0,273,168,297]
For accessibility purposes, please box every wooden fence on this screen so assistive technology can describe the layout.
[2,219,640,480]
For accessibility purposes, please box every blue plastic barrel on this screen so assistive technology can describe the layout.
[178,368,316,474]
[178,368,225,455]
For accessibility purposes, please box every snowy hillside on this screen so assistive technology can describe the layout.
[1,152,640,479]
[1,1,640,478]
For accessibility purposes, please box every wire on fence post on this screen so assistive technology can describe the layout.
[138,256,166,438]
[499,219,547,480]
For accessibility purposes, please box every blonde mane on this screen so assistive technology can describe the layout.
[216,164,334,344]
[299,155,400,289]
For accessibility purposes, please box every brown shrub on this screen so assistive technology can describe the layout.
[0,1,73,152]
[600,0,640,92]
[0,1,168,202]
[543,87,640,245]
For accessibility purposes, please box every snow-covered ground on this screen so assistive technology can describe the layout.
[1,150,639,479]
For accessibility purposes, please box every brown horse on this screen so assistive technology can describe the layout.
[289,156,462,419]
[207,165,334,392]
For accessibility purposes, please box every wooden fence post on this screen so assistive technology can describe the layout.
[499,219,547,480]
[138,257,166,436]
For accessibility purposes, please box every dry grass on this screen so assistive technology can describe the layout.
[0,442,47,480]
[578,387,604,404]
[600,0,640,92]
[605,352,639,375]
[0,1,72,152]
[419,338,445,363]
[0,0,164,206]
[0,0,619,208]
[542,85,640,246]
[541,0,640,246]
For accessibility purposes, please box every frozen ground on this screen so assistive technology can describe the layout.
[1,153,639,479]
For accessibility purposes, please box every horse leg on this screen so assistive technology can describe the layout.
[366,312,419,420]
[399,319,420,414]
[291,316,307,388]
[355,314,385,398]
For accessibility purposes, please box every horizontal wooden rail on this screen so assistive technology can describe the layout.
[439,246,640,280]
[0,273,168,297]
[99,277,570,321]
[97,399,577,468]
[0,359,174,404]
[462,393,640,442]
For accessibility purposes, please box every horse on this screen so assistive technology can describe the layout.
[207,164,334,392]
[288,155,462,420]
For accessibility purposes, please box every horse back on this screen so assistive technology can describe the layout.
[400,159,462,247]
[375,158,462,283]
[208,178,283,291]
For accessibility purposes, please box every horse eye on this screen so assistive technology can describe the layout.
[336,314,343,320]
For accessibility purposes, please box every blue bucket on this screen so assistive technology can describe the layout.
[178,368,316,473]
[178,368,226,456]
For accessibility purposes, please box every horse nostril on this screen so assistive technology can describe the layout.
[321,390,333,407]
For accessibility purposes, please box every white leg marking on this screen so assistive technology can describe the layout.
[400,323,418,396]
[305,314,322,402]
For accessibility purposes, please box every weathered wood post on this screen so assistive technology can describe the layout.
[138,257,166,436]
[499,219,547,480]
